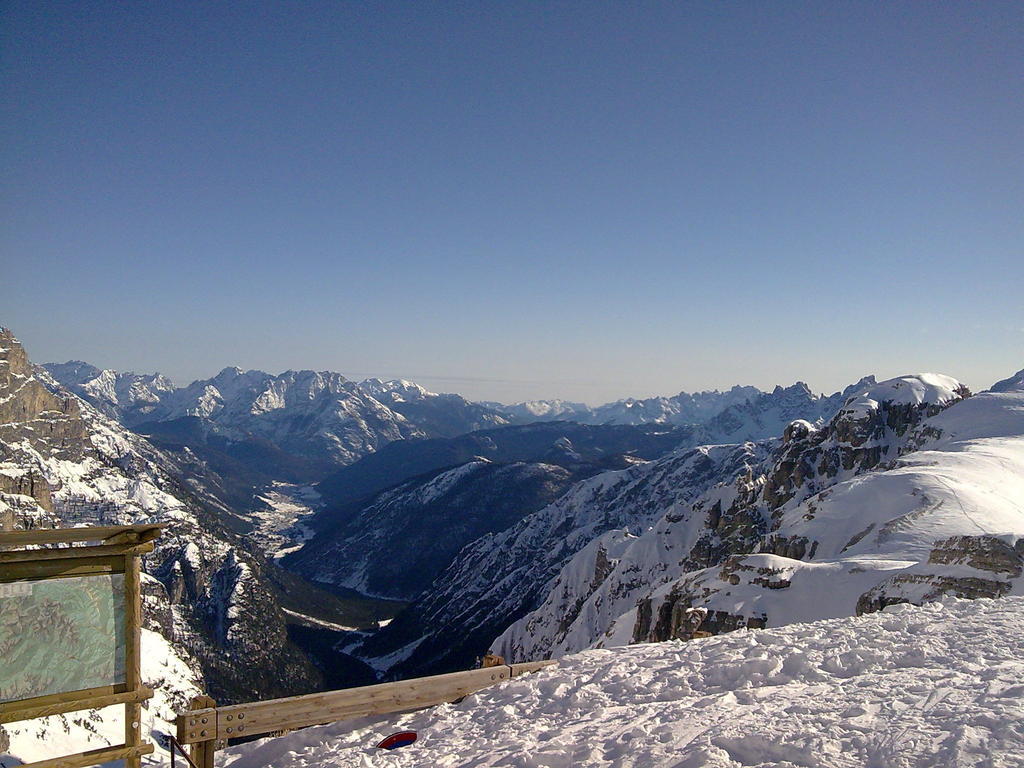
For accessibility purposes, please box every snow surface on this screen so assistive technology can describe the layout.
[216,597,1024,768]
[282,608,359,632]
[251,483,322,558]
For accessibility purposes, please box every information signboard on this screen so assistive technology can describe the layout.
[0,573,126,703]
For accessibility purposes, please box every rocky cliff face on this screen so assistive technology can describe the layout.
[496,372,1024,662]
[0,328,88,525]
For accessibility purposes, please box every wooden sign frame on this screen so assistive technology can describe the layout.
[0,524,163,768]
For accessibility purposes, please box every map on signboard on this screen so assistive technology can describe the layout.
[0,573,126,703]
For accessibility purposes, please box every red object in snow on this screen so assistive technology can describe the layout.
[376,731,418,750]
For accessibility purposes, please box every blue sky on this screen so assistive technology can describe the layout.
[2,1,1021,403]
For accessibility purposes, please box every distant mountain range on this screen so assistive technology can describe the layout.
[44,358,875,491]
[45,362,508,467]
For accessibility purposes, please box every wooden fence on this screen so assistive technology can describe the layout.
[176,660,556,767]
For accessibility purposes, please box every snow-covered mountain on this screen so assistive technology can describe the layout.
[45,360,872,528]
[41,360,176,422]
[298,380,876,635]
[356,377,507,437]
[482,398,594,422]
[696,377,876,445]
[349,369,1024,680]
[217,597,1024,768]
[496,372,1024,664]
[45,363,510,468]
[489,387,762,425]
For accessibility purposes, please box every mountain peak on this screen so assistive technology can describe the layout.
[215,365,247,379]
[991,368,1024,393]
[43,360,104,384]
[771,381,813,398]
[839,373,968,415]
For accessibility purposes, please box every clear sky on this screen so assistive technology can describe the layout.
[2,1,1021,404]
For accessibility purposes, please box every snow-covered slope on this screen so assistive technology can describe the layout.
[497,373,1024,663]
[216,597,1024,768]
[353,376,886,676]
[358,440,777,676]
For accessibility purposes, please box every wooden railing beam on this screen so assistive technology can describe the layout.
[0,523,164,547]
[175,660,558,751]
[0,541,155,563]
[509,660,558,676]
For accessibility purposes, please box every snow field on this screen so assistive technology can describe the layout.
[217,597,1024,768]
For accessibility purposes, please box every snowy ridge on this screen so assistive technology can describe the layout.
[217,597,1024,768]
[496,373,1024,663]
[490,382,853,428]
[835,373,963,419]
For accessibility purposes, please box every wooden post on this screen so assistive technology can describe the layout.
[123,553,143,768]
[189,695,217,768]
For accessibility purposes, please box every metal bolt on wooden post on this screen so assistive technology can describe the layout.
[189,695,217,768]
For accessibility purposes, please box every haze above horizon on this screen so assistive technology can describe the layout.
[3,1,1021,403]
